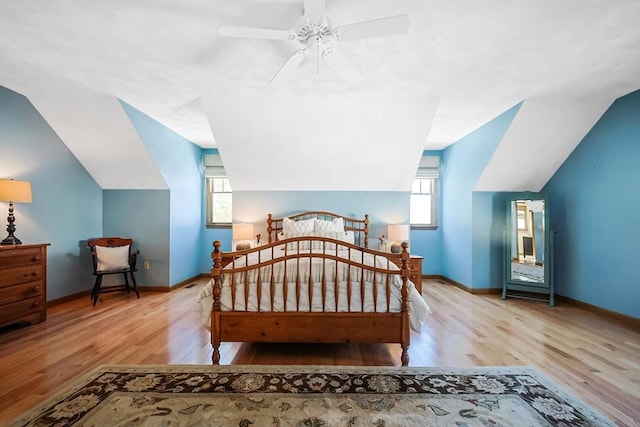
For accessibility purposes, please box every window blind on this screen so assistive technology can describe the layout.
[204,153,226,177]
[416,155,440,178]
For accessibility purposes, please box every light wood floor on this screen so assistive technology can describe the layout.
[0,278,638,425]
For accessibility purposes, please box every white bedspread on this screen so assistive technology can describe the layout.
[195,247,430,332]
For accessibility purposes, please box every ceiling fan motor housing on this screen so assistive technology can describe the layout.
[296,21,332,45]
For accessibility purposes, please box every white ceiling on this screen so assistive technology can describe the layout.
[1,1,638,191]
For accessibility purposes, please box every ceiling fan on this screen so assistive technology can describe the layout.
[218,0,410,85]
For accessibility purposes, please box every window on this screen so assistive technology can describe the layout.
[205,153,232,225]
[516,203,528,231]
[410,155,439,228]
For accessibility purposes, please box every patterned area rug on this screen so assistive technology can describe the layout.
[10,365,613,426]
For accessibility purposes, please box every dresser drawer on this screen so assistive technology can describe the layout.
[0,265,45,287]
[0,281,43,305]
[0,247,44,268]
[0,296,44,326]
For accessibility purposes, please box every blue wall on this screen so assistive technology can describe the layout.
[122,102,204,286]
[544,90,640,318]
[409,150,442,275]
[440,104,521,288]
[3,82,638,318]
[200,190,410,274]
[103,189,170,286]
[0,86,103,300]
[470,191,508,289]
[234,190,410,248]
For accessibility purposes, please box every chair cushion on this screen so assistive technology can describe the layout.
[96,245,130,272]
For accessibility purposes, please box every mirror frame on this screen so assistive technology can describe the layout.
[502,192,554,306]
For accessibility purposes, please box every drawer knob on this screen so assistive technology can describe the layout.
[32,256,40,261]
[32,301,40,308]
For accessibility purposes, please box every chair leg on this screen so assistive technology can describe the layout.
[92,275,102,306]
[123,273,131,294]
[130,271,140,299]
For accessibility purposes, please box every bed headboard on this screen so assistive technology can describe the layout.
[267,211,370,248]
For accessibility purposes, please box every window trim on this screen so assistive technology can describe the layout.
[410,177,439,228]
[204,153,232,226]
[410,149,439,232]
[205,176,232,226]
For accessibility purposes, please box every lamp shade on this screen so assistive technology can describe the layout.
[0,179,32,203]
[387,224,409,242]
[232,223,254,240]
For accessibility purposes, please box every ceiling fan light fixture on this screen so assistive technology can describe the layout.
[296,21,332,44]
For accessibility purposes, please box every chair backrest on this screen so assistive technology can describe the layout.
[88,237,133,249]
[88,237,135,273]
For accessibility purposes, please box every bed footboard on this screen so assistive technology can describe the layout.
[209,238,412,365]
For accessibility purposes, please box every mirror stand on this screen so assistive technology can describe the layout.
[502,192,554,306]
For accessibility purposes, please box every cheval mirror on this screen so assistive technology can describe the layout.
[502,192,554,306]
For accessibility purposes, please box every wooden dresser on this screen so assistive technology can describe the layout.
[0,243,49,328]
[389,253,424,294]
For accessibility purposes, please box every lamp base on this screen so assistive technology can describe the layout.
[1,234,22,245]
[3,203,23,245]
[235,242,251,250]
[390,243,403,253]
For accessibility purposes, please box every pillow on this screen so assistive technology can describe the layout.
[312,231,354,250]
[95,245,130,272]
[282,232,312,250]
[343,231,355,245]
[282,217,315,235]
[282,231,354,251]
[314,217,345,232]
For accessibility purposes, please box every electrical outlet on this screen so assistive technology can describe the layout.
[143,261,150,270]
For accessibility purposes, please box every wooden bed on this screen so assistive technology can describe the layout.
[204,212,426,366]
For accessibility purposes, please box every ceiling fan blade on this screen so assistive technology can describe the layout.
[303,0,325,23]
[218,26,294,40]
[269,50,307,86]
[334,14,410,41]
[322,48,361,81]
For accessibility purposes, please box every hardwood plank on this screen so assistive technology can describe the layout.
[0,278,638,426]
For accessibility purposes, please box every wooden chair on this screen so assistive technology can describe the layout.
[88,237,140,305]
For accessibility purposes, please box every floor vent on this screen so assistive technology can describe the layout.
[437,280,447,285]
[185,283,198,289]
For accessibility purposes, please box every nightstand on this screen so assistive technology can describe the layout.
[388,254,424,293]
[407,255,423,293]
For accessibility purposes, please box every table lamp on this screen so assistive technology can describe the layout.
[387,224,409,253]
[0,179,33,245]
[233,223,254,250]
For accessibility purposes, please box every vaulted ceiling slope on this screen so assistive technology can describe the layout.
[0,1,638,191]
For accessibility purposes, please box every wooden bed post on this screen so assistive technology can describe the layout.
[364,214,370,248]
[267,213,273,243]
[211,240,222,365]
[400,242,410,366]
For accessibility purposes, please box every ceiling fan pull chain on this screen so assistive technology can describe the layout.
[316,36,321,74]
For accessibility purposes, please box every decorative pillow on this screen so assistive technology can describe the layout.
[95,245,130,272]
[282,217,315,235]
[314,217,345,232]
